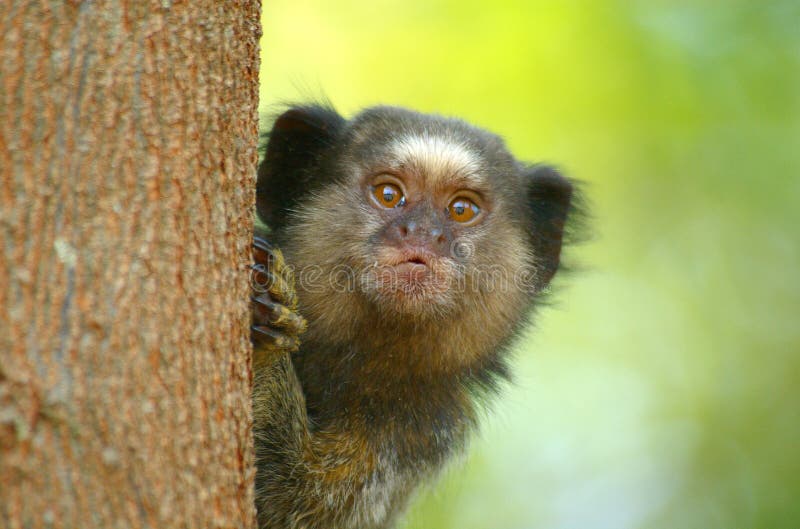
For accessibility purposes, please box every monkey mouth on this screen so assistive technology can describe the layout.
[391,261,429,280]
[367,249,452,299]
[386,249,434,268]
[384,251,434,281]
[361,249,456,315]
[395,255,429,271]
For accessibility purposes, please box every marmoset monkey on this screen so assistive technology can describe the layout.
[251,104,577,529]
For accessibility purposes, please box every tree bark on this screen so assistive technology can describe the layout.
[0,2,260,528]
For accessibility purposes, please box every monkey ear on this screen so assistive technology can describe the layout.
[524,164,574,287]
[256,105,346,229]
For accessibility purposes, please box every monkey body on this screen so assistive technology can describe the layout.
[252,105,575,528]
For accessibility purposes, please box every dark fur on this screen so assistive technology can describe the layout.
[253,104,579,529]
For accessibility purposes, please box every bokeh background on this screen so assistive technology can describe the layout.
[258,2,800,528]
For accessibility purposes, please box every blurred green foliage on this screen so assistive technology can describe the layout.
[259,1,800,527]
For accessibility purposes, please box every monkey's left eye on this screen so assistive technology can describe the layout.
[448,197,480,223]
[372,183,406,208]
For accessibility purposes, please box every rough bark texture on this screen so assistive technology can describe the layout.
[0,2,260,528]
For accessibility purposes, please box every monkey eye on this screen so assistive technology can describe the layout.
[372,183,406,209]
[448,197,480,223]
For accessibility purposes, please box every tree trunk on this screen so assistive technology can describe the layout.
[0,2,260,528]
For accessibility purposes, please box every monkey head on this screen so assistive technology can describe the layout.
[257,105,573,332]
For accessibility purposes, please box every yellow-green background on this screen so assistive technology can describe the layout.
[259,2,800,527]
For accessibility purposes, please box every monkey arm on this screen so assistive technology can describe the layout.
[253,354,392,529]
[251,237,398,529]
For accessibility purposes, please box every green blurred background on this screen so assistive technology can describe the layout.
[258,1,800,527]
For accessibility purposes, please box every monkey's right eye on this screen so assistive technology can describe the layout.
[372,183,406,209]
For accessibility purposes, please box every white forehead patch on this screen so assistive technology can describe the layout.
[389,133,482,181]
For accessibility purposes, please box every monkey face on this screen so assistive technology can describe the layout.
[257,104,573,327]
[345,129,521,316]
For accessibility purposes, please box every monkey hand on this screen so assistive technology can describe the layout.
[251,236,307,361]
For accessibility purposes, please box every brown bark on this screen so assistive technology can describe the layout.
[0,2,260,528]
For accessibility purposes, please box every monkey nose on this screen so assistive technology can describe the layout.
[397,221,447,247]
[430,227,446,245]
[399,220,417,237]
